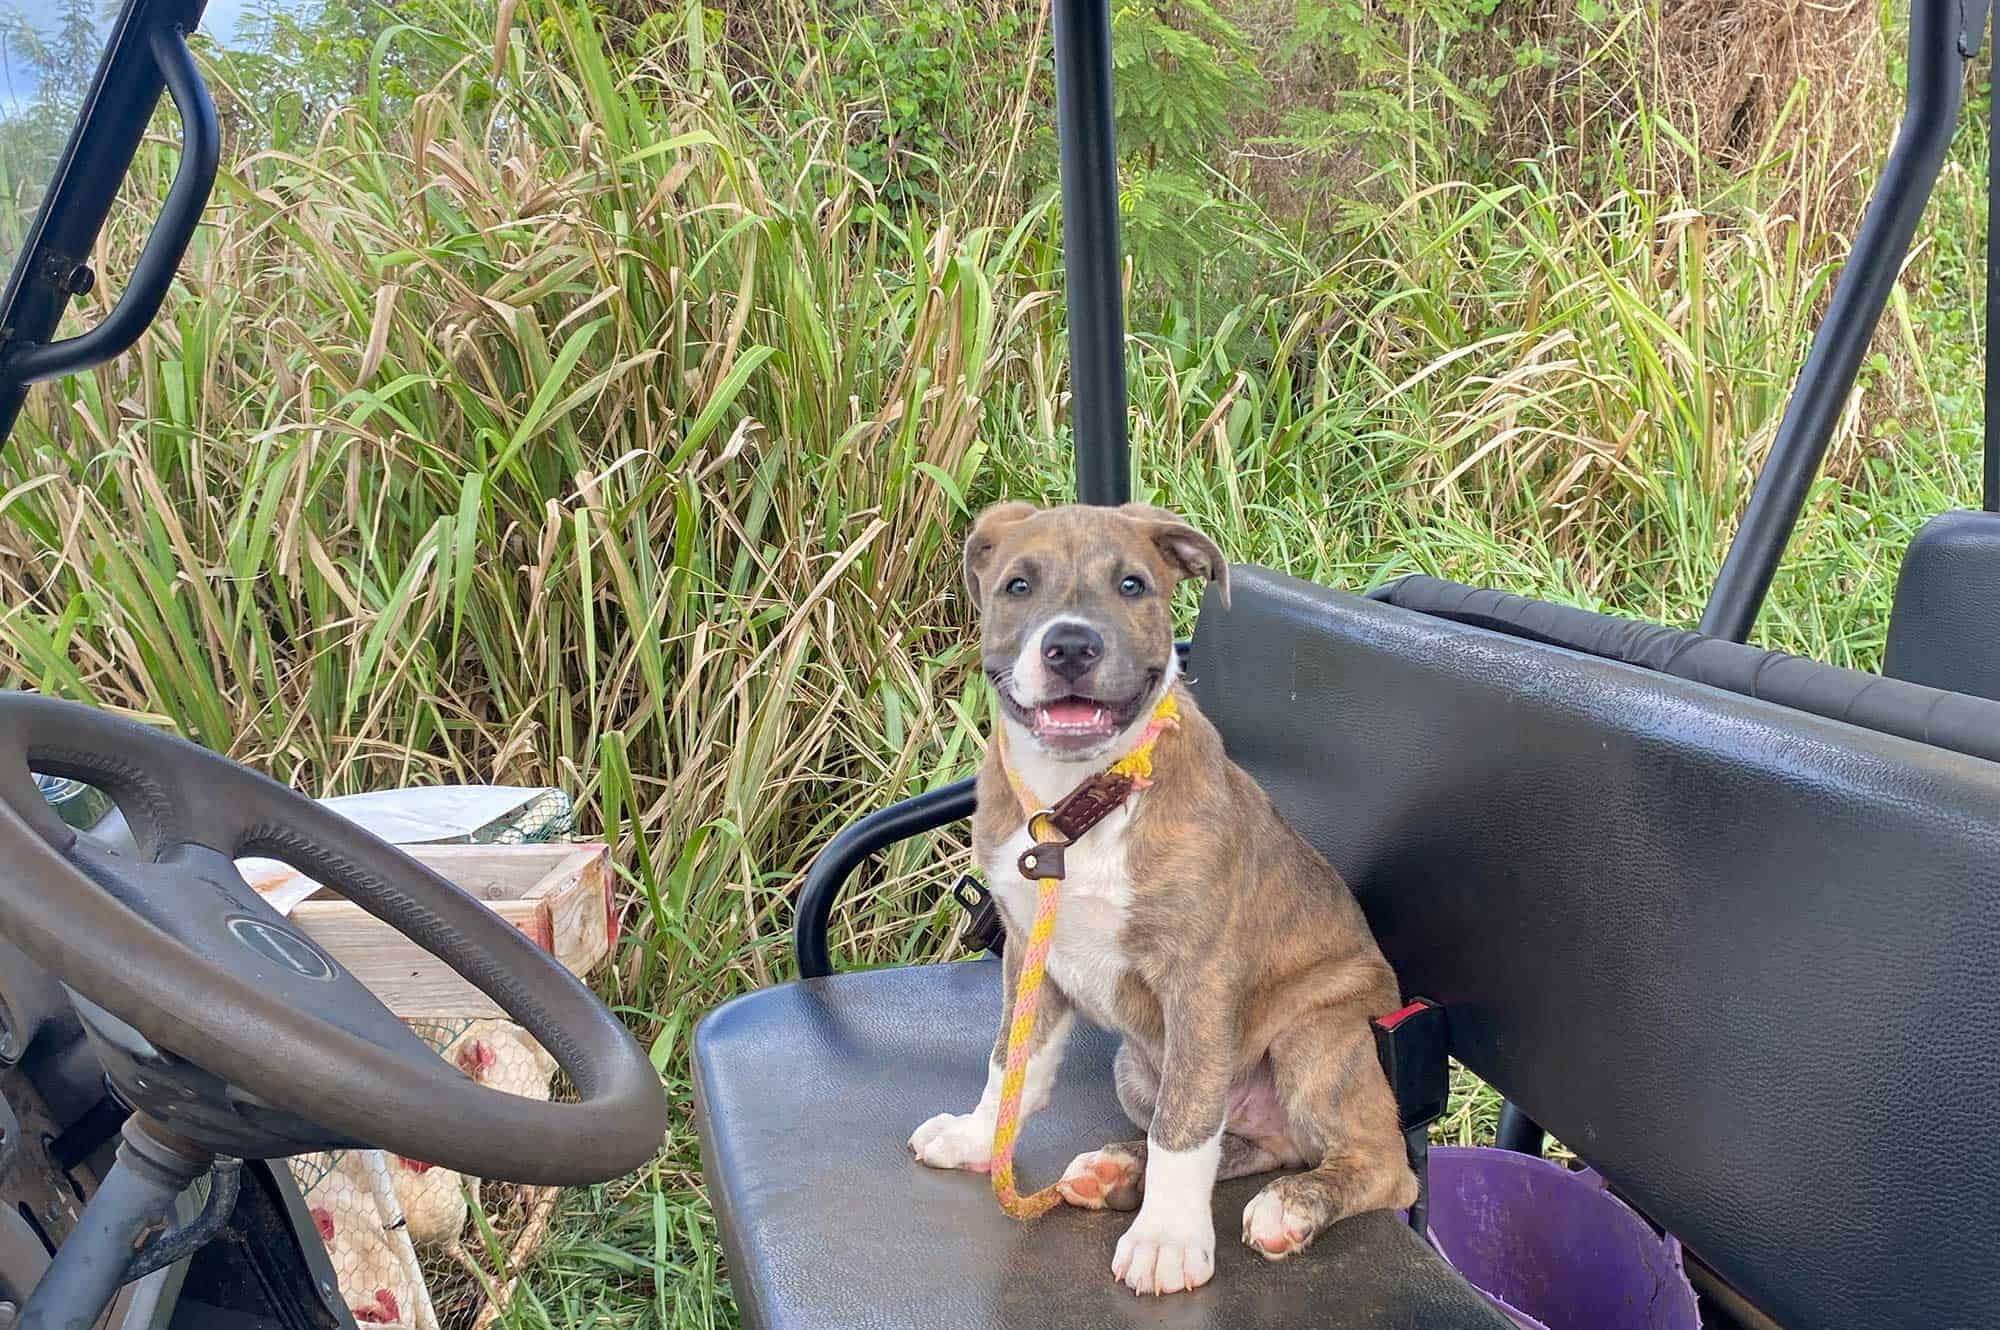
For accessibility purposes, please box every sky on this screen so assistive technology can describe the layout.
[6,0,263,44]
[0,0,265,105]
[0,0,279,270]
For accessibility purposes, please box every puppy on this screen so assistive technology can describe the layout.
[908,501,1416,1296]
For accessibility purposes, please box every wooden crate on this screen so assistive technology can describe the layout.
[264,843,616,1018]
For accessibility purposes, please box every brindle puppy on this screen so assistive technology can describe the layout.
[907,501,1416,1296]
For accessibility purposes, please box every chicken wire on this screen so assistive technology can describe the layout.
[290,1018,558,1329]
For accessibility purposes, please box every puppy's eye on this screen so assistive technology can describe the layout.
[1118,574,1147,597]
[1003,576,1032,597]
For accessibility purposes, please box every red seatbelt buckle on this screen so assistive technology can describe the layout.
[1371,997,1449,1131]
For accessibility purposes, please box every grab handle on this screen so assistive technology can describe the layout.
[0,25,217,386]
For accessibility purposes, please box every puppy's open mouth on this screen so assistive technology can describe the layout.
[988,671,1161,752]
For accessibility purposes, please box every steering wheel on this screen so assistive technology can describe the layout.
[0,694,665,1185]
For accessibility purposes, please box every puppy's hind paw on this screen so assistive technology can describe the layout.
[1241,1178,1322,1260]
[907,1111,994,1173]
[1057,1144,1144,1211]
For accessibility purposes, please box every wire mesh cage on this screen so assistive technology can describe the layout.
[288,1018,560,1329]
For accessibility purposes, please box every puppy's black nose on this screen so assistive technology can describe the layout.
[1042,623,1103,681]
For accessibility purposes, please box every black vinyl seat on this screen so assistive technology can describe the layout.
[1886,507,2000,703]
[694,959,1510,1330]
[698,564,2000,1329]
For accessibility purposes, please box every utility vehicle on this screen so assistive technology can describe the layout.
[3,0,1998,1327]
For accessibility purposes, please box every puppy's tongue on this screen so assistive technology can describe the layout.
[1035,698,1111,734]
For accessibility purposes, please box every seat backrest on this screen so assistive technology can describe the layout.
[1187,566,2000,1330]
[1381,573,2000,764]
[1886,508,2000,702]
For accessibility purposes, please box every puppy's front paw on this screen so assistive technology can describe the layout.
[1058,1144,1144,1211]
[907,1111,994,1173]
[1112,1205,1215,1295]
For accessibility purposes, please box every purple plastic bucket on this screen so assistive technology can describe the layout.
[1424,1146,1700,1330]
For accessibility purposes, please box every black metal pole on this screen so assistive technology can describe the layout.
[1987,29,1999,513]
[18,1115,213,1330]
[1495,1101,1545,1156]
[0,26,219,388]
[1052,0,1131,506]
[1701,0,1973,640]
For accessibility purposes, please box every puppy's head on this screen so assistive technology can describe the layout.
[964,502,1229,760]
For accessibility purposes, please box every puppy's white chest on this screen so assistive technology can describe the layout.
[984,808,1134,1026]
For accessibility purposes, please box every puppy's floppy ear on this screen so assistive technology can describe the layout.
[1121,503,1231,609]
[963,501,1038,606]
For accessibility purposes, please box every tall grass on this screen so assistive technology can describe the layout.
[0,0,1986,1322]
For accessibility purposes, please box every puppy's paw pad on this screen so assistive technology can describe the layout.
[1058,1147,1143,1211]
[907,1111,994,1172]
[1240,1186,1318,1261]
[1112,1211,1215,1295]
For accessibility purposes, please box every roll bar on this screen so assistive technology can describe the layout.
[797,0,1131,976]
[1701,0,1988,640]
[1055,0,1131,507]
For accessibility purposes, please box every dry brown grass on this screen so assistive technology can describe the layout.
[1217,0,1885,245]
[1500,0,1883,229]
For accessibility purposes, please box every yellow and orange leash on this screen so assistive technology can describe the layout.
[988,692,1181,1220]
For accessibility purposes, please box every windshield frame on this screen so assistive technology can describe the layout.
[0,0,207,447]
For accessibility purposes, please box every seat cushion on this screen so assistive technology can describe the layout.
[693,960,1509,1330]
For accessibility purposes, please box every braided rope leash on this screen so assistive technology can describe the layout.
[988,692,1181,1220]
